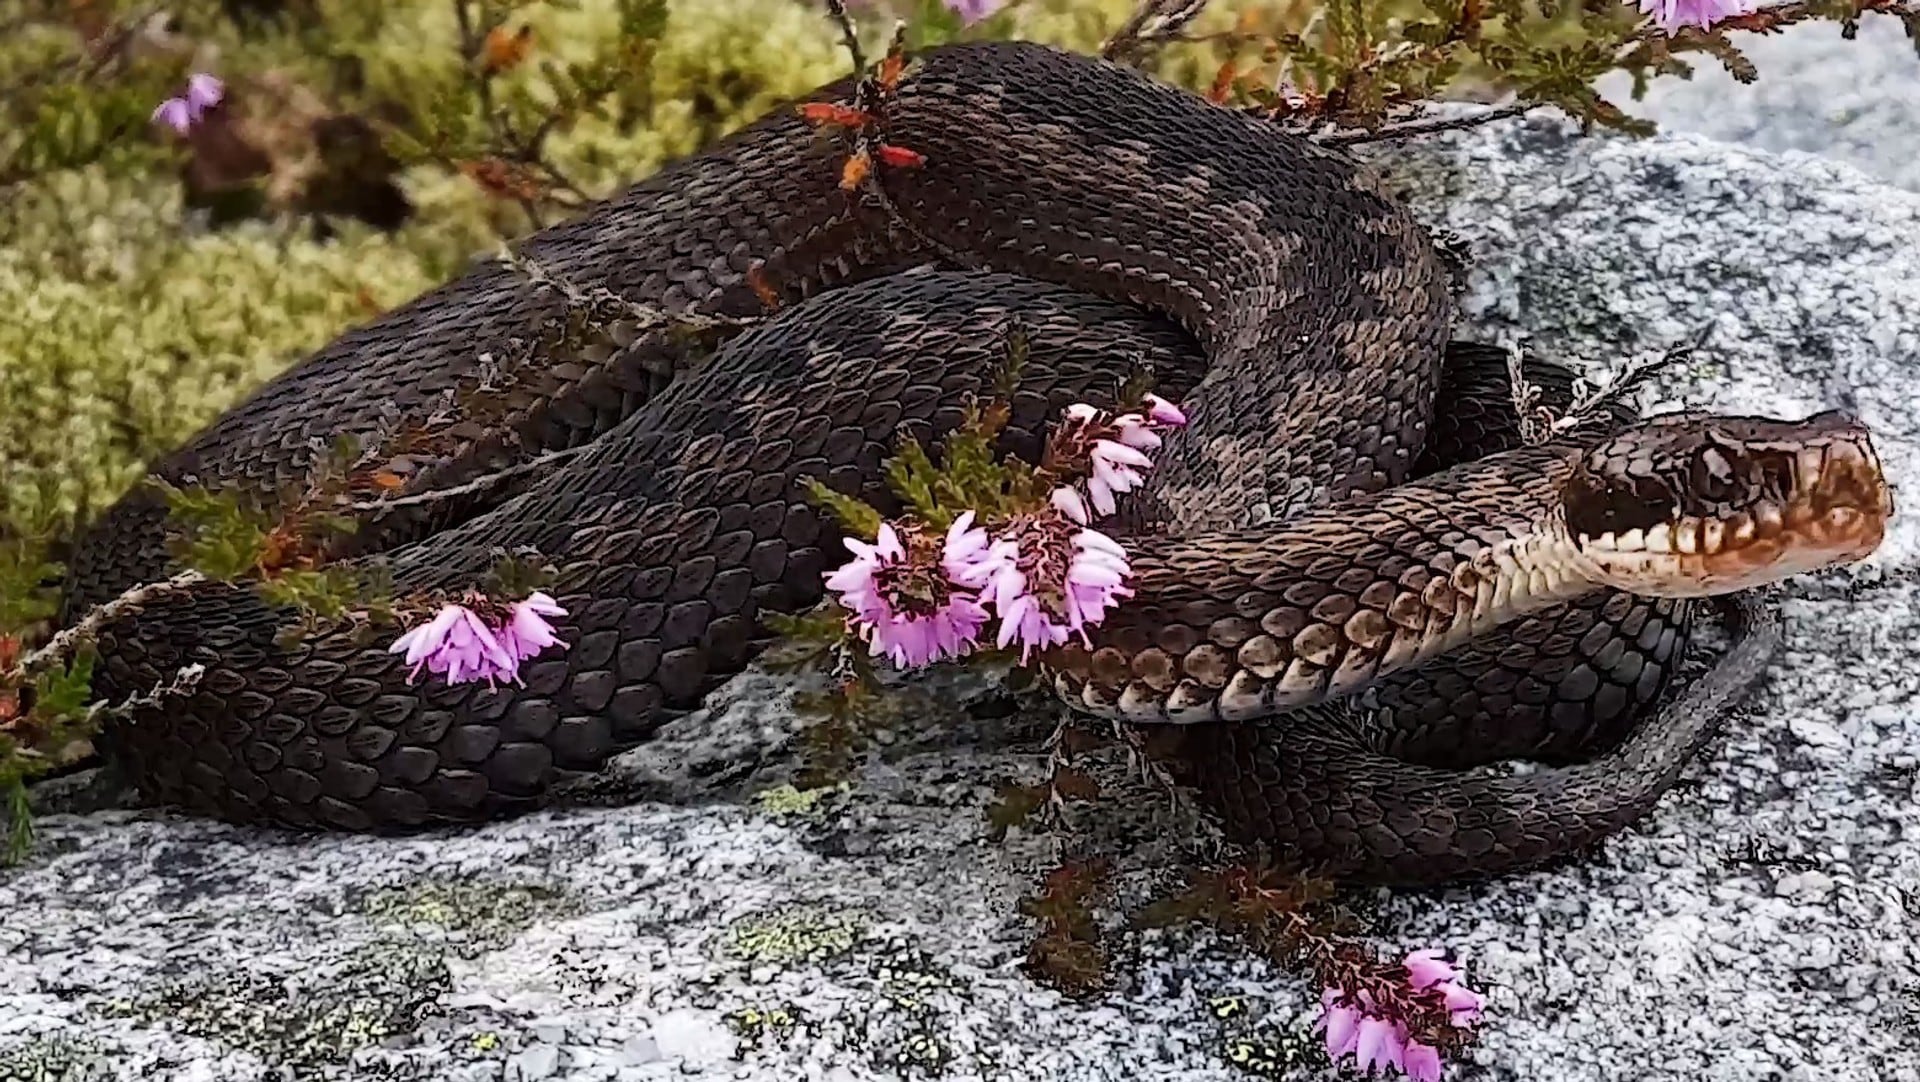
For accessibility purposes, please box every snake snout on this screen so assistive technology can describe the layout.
[1562,409,1892,597]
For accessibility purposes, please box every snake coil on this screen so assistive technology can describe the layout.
[61,42,1889,886]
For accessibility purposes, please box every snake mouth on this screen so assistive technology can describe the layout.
[1564,409,1892,597]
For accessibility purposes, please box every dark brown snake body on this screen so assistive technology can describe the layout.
[58,42,1887,886]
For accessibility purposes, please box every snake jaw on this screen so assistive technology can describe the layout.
[1564,409,1892,597]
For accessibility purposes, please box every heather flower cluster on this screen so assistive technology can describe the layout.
[1315,949,1486,1081]
[826,395,1187,670]
[388,591,567,688]
[1638,0,1755,33]
[151,73,224,134]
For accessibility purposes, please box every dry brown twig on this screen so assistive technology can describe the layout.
[1317,100,1537,146]
[818,0,981,269]
[346,444,591,513]
[13,570,207,682]
[1101,0,1216,62]
[85,662,206,731]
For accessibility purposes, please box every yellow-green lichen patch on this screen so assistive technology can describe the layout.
[1202,993,1325,1079]
[723,902,873,967]
[844,945,968,1075]
[358,876,574,951]
[100,941,453,1070]
[722,1001,813,1054]
[749,781,852,822]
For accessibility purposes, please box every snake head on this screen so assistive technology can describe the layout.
[1563,409,1893,597]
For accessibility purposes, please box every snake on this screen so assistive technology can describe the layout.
[55,41,1892,887]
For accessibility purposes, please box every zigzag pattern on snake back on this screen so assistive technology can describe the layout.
[60,41,1889,887]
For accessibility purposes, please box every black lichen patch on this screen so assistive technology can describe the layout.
[102,941,453,1070]
[0,1034,116,1082]
[724,1001,814,1055]
[713,933,977,1077]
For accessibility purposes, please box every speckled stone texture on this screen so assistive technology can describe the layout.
[1595,15,1920,193]
[4,116,1918,1082]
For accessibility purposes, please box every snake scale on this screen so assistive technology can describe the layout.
[59,41,1890,886]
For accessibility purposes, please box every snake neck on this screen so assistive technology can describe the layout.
[1051,443,1611,724]
[1447,513,1597,645]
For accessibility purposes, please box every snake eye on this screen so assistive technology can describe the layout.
[1688,445,1738,504]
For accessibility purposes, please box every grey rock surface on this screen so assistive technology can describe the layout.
[5,116,1919,1082]
[1594,14,1920,192]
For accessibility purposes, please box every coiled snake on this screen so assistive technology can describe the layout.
[60,42,1891,886]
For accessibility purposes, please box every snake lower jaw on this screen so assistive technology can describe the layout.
[1573,497,1891,597]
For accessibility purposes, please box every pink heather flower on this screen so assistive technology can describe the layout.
[152,73,225,134]
[1404,948,1486,1025]
[497,591,569,666]
[1087,437,1153,517]
[152,97,194,134]
[1637,0,1754,32]
[824,515,994,670]
[1050,486,1091,526]
[1402,1041,1444,1082]
[942,510,998,588]
[978,512,1134,662]
[1142,393,1188,428]
[390,591,569,688]
[946,0,1004,23]
[390,604,516,687]
[1315,950,1484,1081]
[186,73,225,111]
[1051,397,1189,521]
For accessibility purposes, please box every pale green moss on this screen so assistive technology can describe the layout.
[0,0,892,540]
[0,168,453,534]
[0,0,1256,543]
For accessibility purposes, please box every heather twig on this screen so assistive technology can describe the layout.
[498,246,765,334]
[817,0,979,268]
[347,444,590,513]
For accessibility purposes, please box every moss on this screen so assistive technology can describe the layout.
[0,0,864,541]
[724,902,872,966]
[0,0,1270,544]
[102,939,453,1069]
